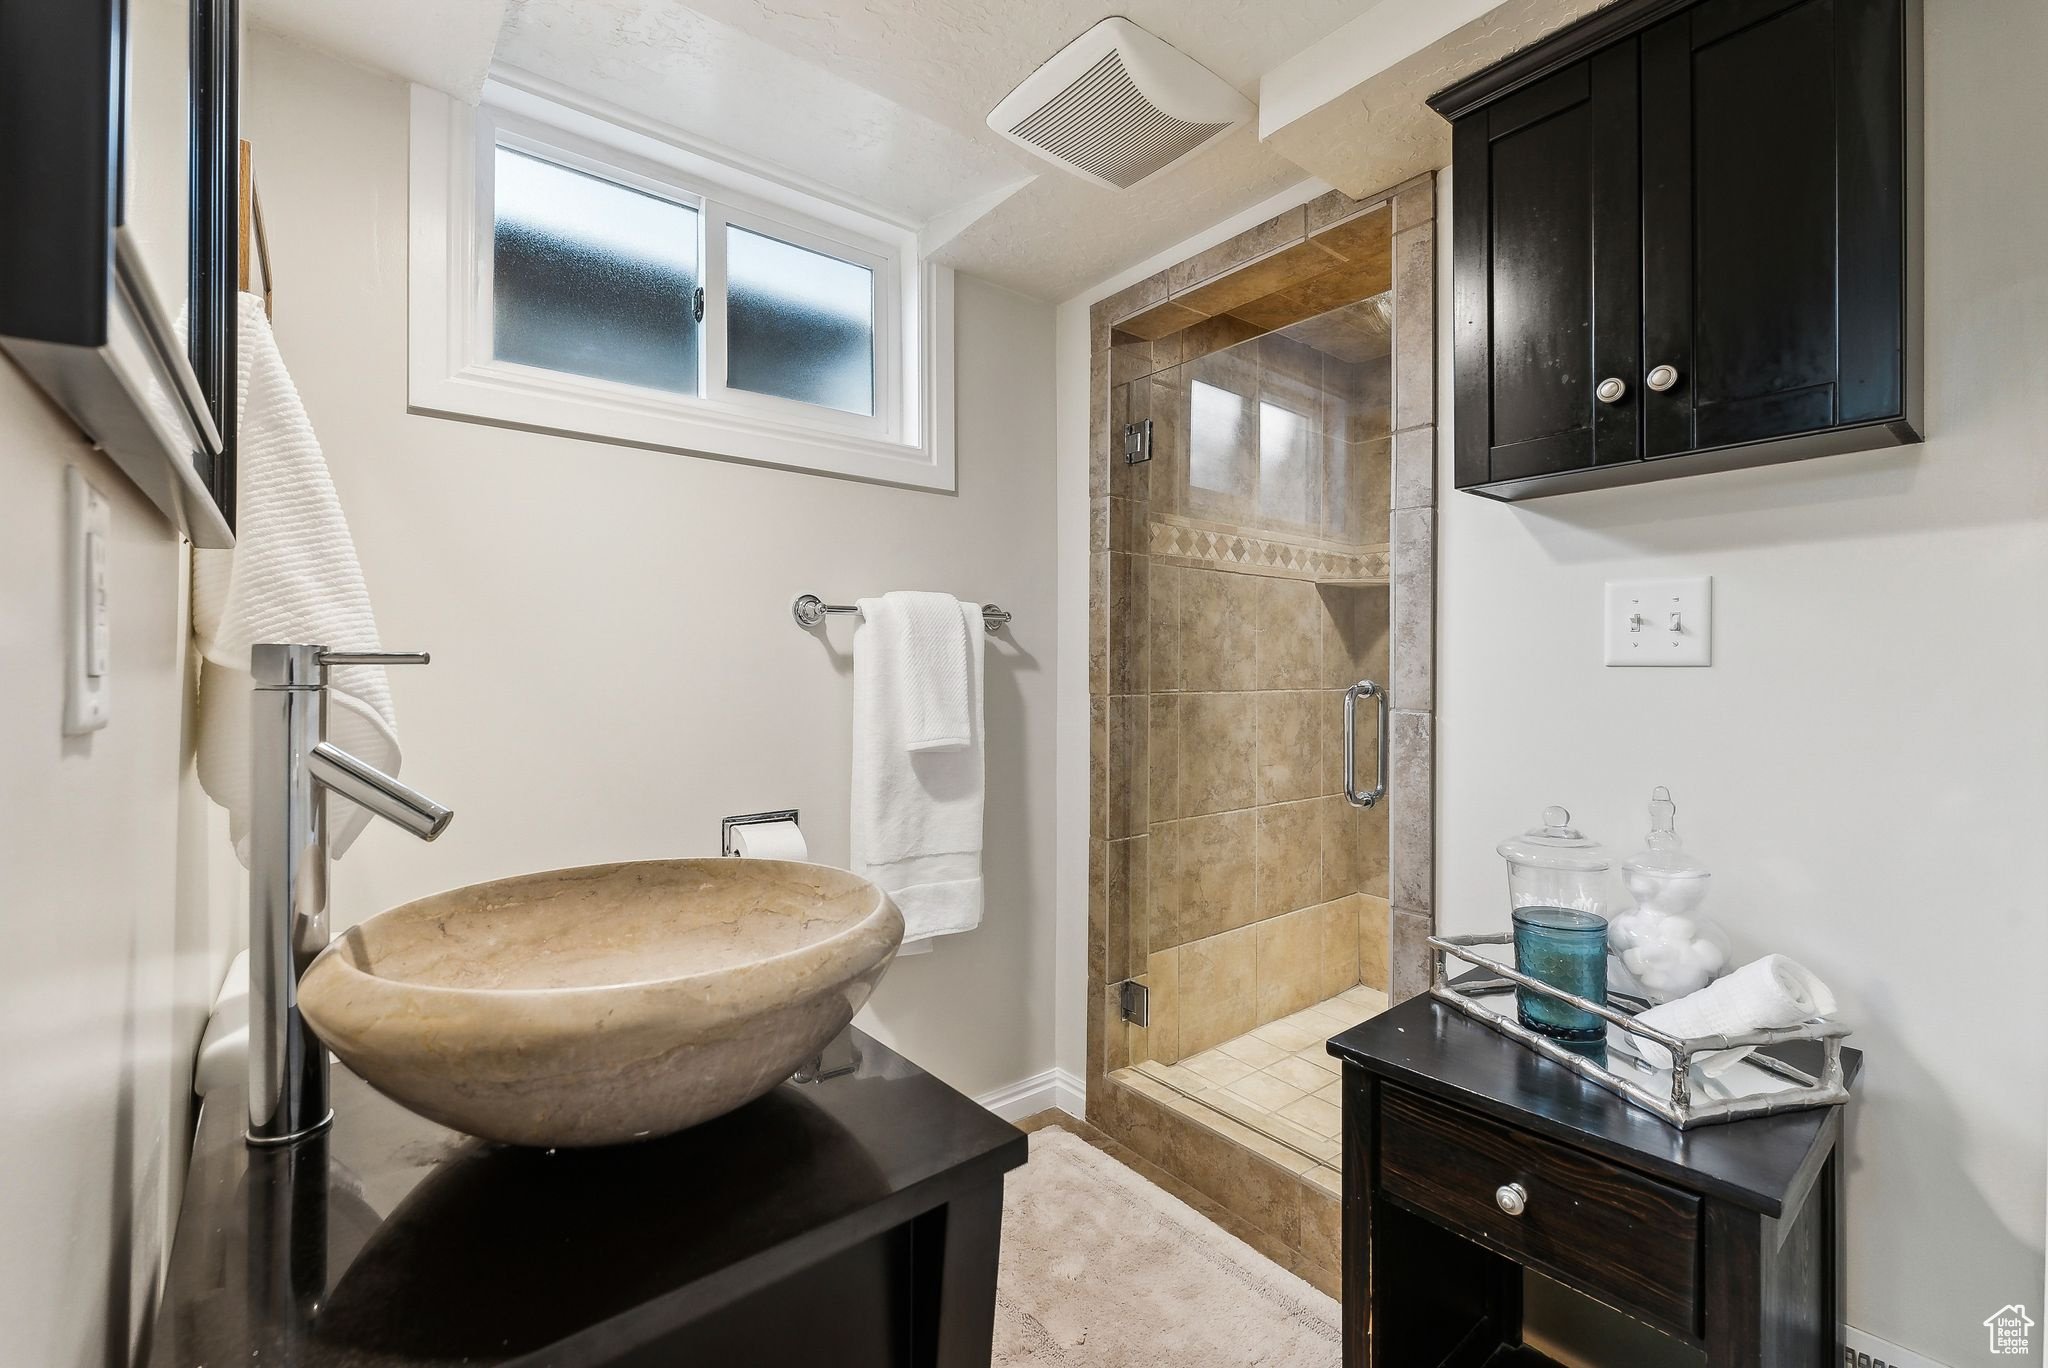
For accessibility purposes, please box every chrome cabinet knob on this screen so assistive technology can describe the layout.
[1495,1182,1528,1217]
[1596,377,1627,404]
[1646,364,1680,393]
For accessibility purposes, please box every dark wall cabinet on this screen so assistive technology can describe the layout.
[1435,0,1922,500]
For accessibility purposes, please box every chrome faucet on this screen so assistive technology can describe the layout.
[246,643,452,1147]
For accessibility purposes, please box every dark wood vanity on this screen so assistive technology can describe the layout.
[146,1031,1025,1368]
[1332,994,1860,1367]
[1435,0,1923,500]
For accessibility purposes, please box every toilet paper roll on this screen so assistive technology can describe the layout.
[730,818,808,860]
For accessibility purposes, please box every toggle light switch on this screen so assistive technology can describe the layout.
[65,467,113,732]
[86,531,109,677]
[1604,576,1711,667]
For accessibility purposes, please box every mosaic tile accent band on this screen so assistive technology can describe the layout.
[1148,517,1390,583]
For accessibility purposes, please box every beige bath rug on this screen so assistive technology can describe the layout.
[993,1127,1341,1367]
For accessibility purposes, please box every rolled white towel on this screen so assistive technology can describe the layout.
[1627,955,1837,1075]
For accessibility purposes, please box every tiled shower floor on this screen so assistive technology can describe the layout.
[1112,984,1388,1194]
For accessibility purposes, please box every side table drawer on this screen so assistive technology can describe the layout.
[1378,1086,1702,1337]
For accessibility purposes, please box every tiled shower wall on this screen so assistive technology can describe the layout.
[1084,172,1438,1292]
[1131,574,1391,1064]
[1111,322,1398,1067]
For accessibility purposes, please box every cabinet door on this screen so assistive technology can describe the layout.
[1641,0,1908,456]
[1453,45,1639,490]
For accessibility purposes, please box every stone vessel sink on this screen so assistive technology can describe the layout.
[298,859,901,1147]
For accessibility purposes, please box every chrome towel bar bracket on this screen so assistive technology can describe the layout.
[792,593,1011,635]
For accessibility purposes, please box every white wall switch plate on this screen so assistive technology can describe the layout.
[1604,576,1711,667]
[64,467,112,734]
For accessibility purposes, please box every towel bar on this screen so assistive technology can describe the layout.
[792,593,1011,635]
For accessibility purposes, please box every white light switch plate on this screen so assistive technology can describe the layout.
[64,467,112,734]
[1605,576,1711,667]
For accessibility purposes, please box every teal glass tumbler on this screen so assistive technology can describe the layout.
[1511,905,1610,1043]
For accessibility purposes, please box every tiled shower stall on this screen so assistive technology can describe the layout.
[1086,173,1438,1292]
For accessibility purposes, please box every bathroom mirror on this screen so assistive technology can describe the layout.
[0,0,241,547]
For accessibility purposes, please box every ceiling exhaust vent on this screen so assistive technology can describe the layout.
[988,18,1254,191]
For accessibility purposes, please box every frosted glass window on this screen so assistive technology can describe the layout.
[492,147,700,394]
[1258,400,1315,525]
[1189,380,1248,492]
[725,225,875,416]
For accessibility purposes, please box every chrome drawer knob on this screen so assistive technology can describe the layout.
[1646,363,1680,392]
[1596,376,1627,404]
[1495,1182,1528,1217]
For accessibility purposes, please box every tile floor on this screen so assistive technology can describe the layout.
[1115,984,1387,1194]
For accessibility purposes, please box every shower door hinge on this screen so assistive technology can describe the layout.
[1119,978,1150,1027]
[693,286,705,323]
[1123,419,1152,465]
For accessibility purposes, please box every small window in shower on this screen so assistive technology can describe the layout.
[1189,379,1248,493]
[1257,398,1315,526]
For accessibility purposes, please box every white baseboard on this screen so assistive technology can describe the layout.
[1843,1326,1952,1368]
[975,1068,1085,1122]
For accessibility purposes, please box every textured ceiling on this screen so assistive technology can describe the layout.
[249,0,1612,302]
[929,123,1321,300]
[495,0,1034,230]
[248,0,508,100]
[669,0,1363,148]
[1263,0,1620,199]
[494,0,1366,299]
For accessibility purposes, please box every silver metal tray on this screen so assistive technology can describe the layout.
[1428,933,1851,1129]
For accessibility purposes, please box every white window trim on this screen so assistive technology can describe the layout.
[408,74,955,491]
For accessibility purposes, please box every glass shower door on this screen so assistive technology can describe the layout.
[1117,296,1398,1174]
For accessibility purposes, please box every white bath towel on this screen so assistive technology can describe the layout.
[852,593,985,943]
[1628,954,1838,1075]
[193,948,250,1097]
[871,591,978,751]
[192,292,401,864]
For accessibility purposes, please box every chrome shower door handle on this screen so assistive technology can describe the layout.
[1343,679,1388,809]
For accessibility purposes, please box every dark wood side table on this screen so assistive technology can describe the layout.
[1331,994,1861,1367]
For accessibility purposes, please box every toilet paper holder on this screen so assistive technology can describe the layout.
[721,809,800,857]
